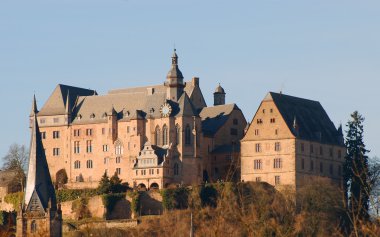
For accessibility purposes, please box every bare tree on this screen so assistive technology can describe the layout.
[2,143,28,191]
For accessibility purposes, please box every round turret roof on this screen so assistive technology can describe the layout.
[214,84,225,94]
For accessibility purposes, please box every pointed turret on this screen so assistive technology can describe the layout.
[165,49,185,101]
[24,113,57,213]
[337,123,344,145]
[30,94,38,117]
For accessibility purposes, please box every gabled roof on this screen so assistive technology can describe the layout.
[200,104,239,136]
[24,114,56,211]
[38,84,96,116]
[175,93,197,117]
[267,92,343,146]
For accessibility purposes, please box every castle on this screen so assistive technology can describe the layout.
[32,50,247,189]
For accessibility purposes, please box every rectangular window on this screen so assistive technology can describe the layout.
[310,160,314,171]
[135,170,138,176]
[275,129,278,135]
[338,150,342,159]
[270,118,276,123]
[53,131,60,139]
[255,143,261,153]
[329,148,333,157]
[254,129,259,136]
[103,144,108,152]
[254,159,262,170]
[116,168,121,175]
[274,158,282,169]
[102,128,105,135]
[255,177,261,182]
[53,117,59,123]
[86,140,92,153]
[301,143,304,152]
[53,148,60,156]
[275,176,280,185]
[157,169,159,175]
[40,118,46,124]
[320,146,323,155]
[274,142,281,151]
[86,129,93,136]
[127,126,130,133]
[320,162,324,173]
[116,157,121,164]
[74,129,80,137]
[41,132,46,139]
[301,159,305,170]
[230,128,238,136]
[74,141,80,154]
[257,119,263,124]
[310,144,314,154]
[329,164,334,175]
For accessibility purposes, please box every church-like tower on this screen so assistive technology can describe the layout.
[16,95,62,237]
[213,83,226,106]
[165,49,185,101]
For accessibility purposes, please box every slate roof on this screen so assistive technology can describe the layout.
[211,143,240,154]
[200,104,240,137]
[38,84,96,116]
[266,92,343,146]
[24,113,57,212]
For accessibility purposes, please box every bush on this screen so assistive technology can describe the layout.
[56,189,98,203]
[128,191,141,217]
[102,193,126,218]
[200,184,218,208]
[161,187,189,210]
[72,197,91,220]
[4,192,23,210]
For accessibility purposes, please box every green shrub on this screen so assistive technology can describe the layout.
[200,184,218,208]
[128,191,141,216]
[102,193,126,219]
[56,189,98,203]
[161,187,189,210]
[4,192,23,210]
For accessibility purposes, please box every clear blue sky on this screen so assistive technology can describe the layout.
[0,0,379,160]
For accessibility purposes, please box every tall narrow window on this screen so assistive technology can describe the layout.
[116,168,121,175]
[53,148,60,156]
[310,160,314,171]
[301,159,305,170]
[176,125,181,145]
[185,125,191,145]
[115,144,123,155]
[162,125,168,145]
[31,220,37,233]
[255,143,261,153]
[174,163,179,175]
[254,159,262,170]
[74,160,80,169]
[275,176,280,185]
[320,162,324,173]
[86,160,93,169]
[274,142,281,151]
[155,126,161,146]
[273,158,282,169]
[41,132,46,139]
[86,140,92,153]
[74,141,80,154]
[53,131,60,139]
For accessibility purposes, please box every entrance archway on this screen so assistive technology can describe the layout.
[150,183,159,190]
[137,183,147,191]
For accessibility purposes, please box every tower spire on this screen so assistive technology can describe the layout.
[30,94,38,117]
[24,113,57,212]
[165,49,184,101]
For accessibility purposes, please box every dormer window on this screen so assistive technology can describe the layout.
[90,113,95,119]
[124,111,130,117]
[150,108,155,113]
[77,114,82,120]
[102,112,107,118]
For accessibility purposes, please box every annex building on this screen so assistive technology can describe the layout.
[241,92,346,189]
[32,50,247,189]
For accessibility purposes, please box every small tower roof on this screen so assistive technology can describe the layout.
[30,94,38,117]
[214,83,225,94]
[24,114,57,212]
[166,49,184,79]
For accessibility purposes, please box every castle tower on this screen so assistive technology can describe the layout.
[165,49,185,101]
[213,83,226,106]
[16,99,62,237]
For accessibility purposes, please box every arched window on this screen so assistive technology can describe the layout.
[74,160,80,169]
[162,125,168,145]
[185,125,191,145]
[174,163,179,175]
[31,220,37,233]
[176,125,181,145]
[86,160,93,169]
[155,126,161,146]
